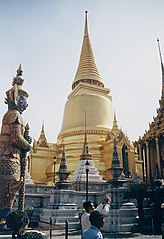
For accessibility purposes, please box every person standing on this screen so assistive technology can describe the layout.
[83,211,104,239]
[81,201,95,232]
[95,197,111,215]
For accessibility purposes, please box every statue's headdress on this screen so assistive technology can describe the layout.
[5,65,28,107]
[12,64,24,86]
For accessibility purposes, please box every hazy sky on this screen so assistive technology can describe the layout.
[0,0,164,143]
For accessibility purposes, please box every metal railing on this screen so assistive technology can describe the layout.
[23,217,69,239]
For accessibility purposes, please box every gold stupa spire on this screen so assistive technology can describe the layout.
[72,11,104,89]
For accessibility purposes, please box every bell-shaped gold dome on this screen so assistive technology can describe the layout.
[59,86,113,136]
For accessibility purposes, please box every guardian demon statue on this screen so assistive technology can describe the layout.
[0,65,31,220]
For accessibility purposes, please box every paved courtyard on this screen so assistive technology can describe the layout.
[50,229,162,239]
[0,229,162,239]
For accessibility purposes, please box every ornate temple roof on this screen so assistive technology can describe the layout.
[37,122,49,147]
[106,111,130,146]
[72,11,104,90]
[141,98,164,141]
[137,39,164,142]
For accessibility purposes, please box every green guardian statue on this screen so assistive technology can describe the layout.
[0,65,31,220]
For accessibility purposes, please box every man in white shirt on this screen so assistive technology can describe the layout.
[95,197,111,215]
[81,201,95,232]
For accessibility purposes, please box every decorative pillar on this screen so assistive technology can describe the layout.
[155,137,162,178]
[146,141,151,181]
[139,143,143,161]
[139,143,145,181]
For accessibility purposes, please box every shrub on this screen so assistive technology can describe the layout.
[6,210,29,231]
[24,206,34,218]
[21,231,43,239]
[24,206,34,211]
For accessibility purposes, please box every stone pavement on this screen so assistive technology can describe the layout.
[0,229,162,239]
[50,229,162,238]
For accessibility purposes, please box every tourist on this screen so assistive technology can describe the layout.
[83,211,104,239]
[81,201,95,232]
[95,197,111,215]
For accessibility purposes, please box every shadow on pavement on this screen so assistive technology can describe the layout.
[103,232,138,238]
[53,229,161,239]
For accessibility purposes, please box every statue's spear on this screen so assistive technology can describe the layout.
[18,123,30,211]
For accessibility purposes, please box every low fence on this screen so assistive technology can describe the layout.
[24,217,69,239]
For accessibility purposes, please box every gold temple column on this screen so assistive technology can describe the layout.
[155,137,162,178]
[146,141,151,181]
[139,143,143,161]
[138,143,144,180]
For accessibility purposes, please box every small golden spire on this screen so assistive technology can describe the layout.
[38,121,48,147]
[112,110,119,131]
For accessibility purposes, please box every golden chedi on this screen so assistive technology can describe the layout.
[57,11,114,179]
[31,12,137,184]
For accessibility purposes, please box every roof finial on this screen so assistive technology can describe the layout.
[42,120,44,132]
[84,10,89,37]
[112,109,119,133]
[157,38,164,97]
[37,121,48,147]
